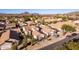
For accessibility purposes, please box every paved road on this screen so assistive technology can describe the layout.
[39,34,79,50]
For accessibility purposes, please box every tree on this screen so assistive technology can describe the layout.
[61,39,79,50]
[30,35,37,45]
[61,24,76,32]
[0,16,3,20]
[24,16,31,21]
[9,16,18,23]
[11,42,17,50]
[22,37,28,47]
[30,14,41,22]
[26,34,36,45]
[20,27,37,47]
[54,14,69,21]
[62,16,68,21]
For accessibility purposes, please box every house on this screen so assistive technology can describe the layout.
[22,26,32,35]
[0,24,6,30]
[39,25,55,36]
[0,20,6,30]
[8,28,20,44]
[26,21,35,26]
[42,16,53,20]
[32,31,44,41]
[39,24,49,29]
[6,23,16,29]
[0,30,11,50]
[18,17,25,22]
[31,26,39,31]
[0,20,6,24]
[18,21,27,27]
[68,15,77,20]
[74,20,79,25]
[9,30,19,43]
[22,25,44,41]
[0,30,10,45]
[49,25,62,31]
[6,20,9,25]
[44,19,53,23]
[23,25,39,35]
[41,27,54,36]
[0,28,20,45]
[44,18,54,23]
[0,28,20,50]
[56,18,63,22]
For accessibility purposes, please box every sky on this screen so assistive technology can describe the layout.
[0,9,79,14]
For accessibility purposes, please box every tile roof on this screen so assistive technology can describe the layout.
[41,28,51,33]
[0,28,20,45]
[32,31,42,36]
[0,30,10,45]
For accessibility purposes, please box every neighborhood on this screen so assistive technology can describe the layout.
[0,12,79,50]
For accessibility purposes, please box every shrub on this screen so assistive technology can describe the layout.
[11,43,17,50]
[24,16,31,21]
[62,39,79,50]
[61,24,76,32]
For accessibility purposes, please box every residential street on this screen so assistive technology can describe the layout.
[39,34,79,50]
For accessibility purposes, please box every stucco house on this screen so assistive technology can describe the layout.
[0,20,6,30]
[39,25,55,36]
[31,26,39,31]
[26,21,35,26]
[32,31,44,41]
[0,28,20,50]
[0,30,10,45]
[74,20,79,25]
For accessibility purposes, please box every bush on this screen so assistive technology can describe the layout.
[61,24,76,32]
[23,38,28,47]
[24,16,31,21]
[62,16,69,21]
[62,39,79,50]
[11,43,17,50]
